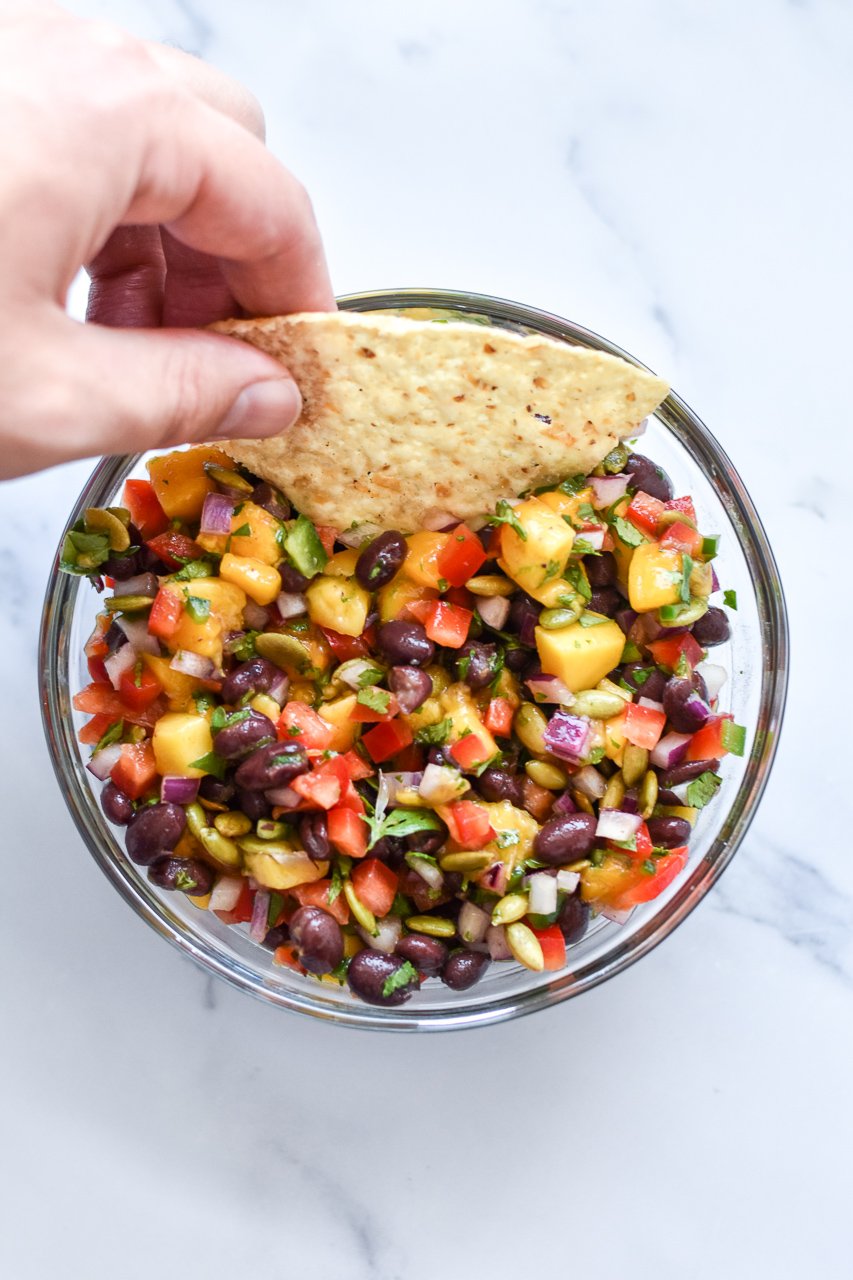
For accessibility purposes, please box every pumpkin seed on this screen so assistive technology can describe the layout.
[657,597,708,628]
[491,892,529,926]
[525,759,568,790]
[569,689,626,719]
[84,506,130,552]
[689,561,714,598]
[236,835,293,857]
[572,790,594,815]
[344,881,377,935]
[404,915,456,938]
[601,770,625,810]
[657,509,697,531]
[640,769,659,819]
[254,631,312,672]
[199,826,243,868]
[104,593,153,613]
[213,810,252,838]
[505,921,545,971]
[465,574,516,597]
[256,819,288,840]
[621,743,649,787]
[539,607,579,630]
[602,443,629,474]
[185,802,208,841]
[514,704,549,755]
[203,462,254,496]
[439,851,492,873]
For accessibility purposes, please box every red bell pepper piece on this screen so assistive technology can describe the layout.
[351,858,399,916]
[315,525,338,556]
[612,849,688,907]
[685,715,732,762]
[290,768,343,810]
[290,878,351,926]
[437,800,496,849]
[321,627,370,662]
[147,587,183,640]
[349,692,401,723]
[625,491,665,537]
[145,530,206,570]
[647,632,705,671]
[338,749,374,781]
[659,521,703,558]
[122,478,169,539]
[327,806,369,858]
[422,600,472,648]
[529,924,566,971]
[623,702,666,750]
[484,697,514,737]
[448,733,494,772]
[110,741,158,800]
[664,496,697,524]
[118,664,163,714]
[361,718,414,763]
[213,879,254,925]
[436,525,487,587]
[277,702,335,751]
[77,712,115,745]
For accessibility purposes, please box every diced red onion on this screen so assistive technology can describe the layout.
[696,661,727,702]
[407,854,444,891]
[573,764,607,800]
[638,696,665,712]
[200,491,234,536]
[620,794,640,814]
[418,763,466,805]
[337,521,383,548]
[711,566,721,594]
[600,903,634,924]
[359,916,402,954]
[337,658,381,691]
[526,674,574,705]
[552,790,578,816]
[421,507,459,532]
[543,711,592,763]
[160,775,200,804]
[378,771,424,810]
[477,595,510,630]
[458,901,491,945]
[596,809,642,841]
[587,474,630,508]
[576,526,606,551]
[555,869,580,894]
[650,731,691,769]
[249,889,270,942]
[680,690,712,731]
[275,592,306,620]
[265,784,302,807]
[210,874,244,913]
[117,571,159,598]
[267,673,289,705]
[104,642,137,690]
[669,781,693,803]
[486,924,512,961]
[528,872,558,915]
[170,650,216,679]
[481,862,508,896]
[243,601,271,629]
[116,615,161,655]
[87,742,124,780]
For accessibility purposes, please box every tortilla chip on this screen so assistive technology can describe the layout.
[214,311,668,532]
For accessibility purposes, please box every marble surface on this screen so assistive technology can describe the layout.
[1,1,851,1276]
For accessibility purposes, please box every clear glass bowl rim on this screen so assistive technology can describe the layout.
[39,287,789,1032]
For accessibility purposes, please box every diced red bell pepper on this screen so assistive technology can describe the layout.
[273,943,304,972]
[647,631,705,671]
[606,819,653,860]
[448,733,494,772]
[660,521,703,558]
[529,923,566,971]
[664,496,697,524]
[625,491,665,537]
[277,702,335,751]
[623,702,666,750]
[315,525,339,556]
[484,697,514,737]
[436,525,487,587]
[87,654,109,683]
[338,749,374,781]
[78,712,115,745]
[321,627,370,662]
[351,858,398,916]
[327,806,369,858]
[145,530,206,570]
[291,878,351,925]
[349,692,400,723]
[122,478,169,539]
[685,714,732,762]
[73,681,161,727]
[437,800,496,850]
[290,769,343,810]
[612,849,688,908]
[147,587,183,640]
[213,879,254,924]
[118,664,163,714]
[422,600,472,649]
[110,741,157,800]
[361,718,414,763]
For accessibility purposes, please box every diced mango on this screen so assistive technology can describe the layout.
[628,542,683,612]
[404,531,451,588]
[602,707,628,766]
[219,553,281,607]
[167,576,247,664]
[249,693,282,723]
[656,804,699,827]
[522,574,588,608]
[324,548,360,578]
[497,497,574,596]
[317,693,359,752]
[438,682,498,756]
[402,695,446,735]
[305,575,370,637]
[537,486,595,521]
[580,854,638,905]
[141,652,203,711]
[243,848,328,891]
[473,801,539,874]
[147,446,233,521]
[229,502,283,565]
[535,614,625,693]
[152,712,213,777]
[377,575,437,623]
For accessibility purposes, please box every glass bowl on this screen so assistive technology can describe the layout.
[39,288,788,1031]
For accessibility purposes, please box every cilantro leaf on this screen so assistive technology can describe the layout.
[572,538,601,557]
[414,718,453,746]
[225,631,258,661]
[357,686,391,714]
[558,475,588,495]
[723,589,738,610]
[210,706,252,733]
[188,751,227,779]
[328,856,352,904]
[59,527,111,575]
[231,523,251,538]
[355,664,385,688]
[576,502,597,523]
[171,559,215,582]
[93,718,124,755]
[612,516,645,548]
[680,554,694,604]
[563,562,591,603]
[381,959,419,998]
[577,611,608,627]
[685,771,722,809]
[542,559,561,582]
[365,806,442,851]
[489,499,527,541]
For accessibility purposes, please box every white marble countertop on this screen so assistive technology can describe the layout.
[2,1,851,1277]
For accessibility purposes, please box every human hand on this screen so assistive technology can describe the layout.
[0,2,334,479]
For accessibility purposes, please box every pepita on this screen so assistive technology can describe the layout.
[601,770,626,810]
[524,759,568,790]
[569,689,626,720]
[572,790,594,815]
[84,506,130,552]
[185,802,208,841]
[640,769,659,819]
[344,881,377,935]
[198,826,242,868]
[657,597,708,628]
[465,574,516,597]
[213,810,252,838]
[505,921,545,971]
[439,851,492,873]
[404,915,456,938]
[513,704,550,755]
[203,462,254,496]
[621,743,649,787]
[104,594,153,613]
[539,607,579,630]
[491,892,529,926]
[255,631,313,672]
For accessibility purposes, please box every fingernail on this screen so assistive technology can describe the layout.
[216,378,302,438]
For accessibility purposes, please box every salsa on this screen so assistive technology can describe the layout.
[64,441,743,1007]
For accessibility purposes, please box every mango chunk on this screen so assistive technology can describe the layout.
[147,446,232,521]
[219,552,281,606]
[152,712,213,777]
[305,575,370,636]
[244,849,328,891]
[318,693,360,752]
[535,614,625,693]
[324,549,360,578]
[497,498,574,596]
[404,531,451,589]
[628,542,683,612]
[377,575,437,623]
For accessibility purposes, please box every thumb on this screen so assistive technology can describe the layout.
[25,316,301,473]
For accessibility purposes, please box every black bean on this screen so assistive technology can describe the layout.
[508,593,541,642]
[289,906,344,975]
[370,835,407,866]
[198,776,235,806]
[251,481,290,522]
[454,640,499,690]
[395,934,448,976]
[279,562,309,594]
[557,890,590,944]
[388,665,433,713]
[236,788,271,822]
[588,586,621,617]
[347,950,420,1006]
[221,656,281,705]
[148,856,213,895]
[663,676,710,734]
[534,813,598,865]
[406,822,447,856]
[477,767,524,806]
[299,812,330,861]
[586,551,617,588]
[125,802,186,866]
[212,710,277,760]
[621,664,667,702]
[100,781,133,825]
[504,646,530,673]
[355,531,407,590]
[660,758,720,788]
[102,549,143,580]
[234,740,309,790]
[441,950,490,990]
[691,606,730,647]
[263,923,290,950]
[624,453,675,502]
[646,817,692,848]
[376,620,435,667]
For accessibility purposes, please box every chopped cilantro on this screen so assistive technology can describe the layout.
[577,611,608,627]
[415,718,453,746]
[632,667,651,685]
[328,956,352,984]
[685,771,722,809]
[641,859,656,875]
[184,593,211,623]
[542,559,561,582]
[355,664,385,688]
[171,559,215,582]
[563,562,591,602]
[680,554,694,604]
[612,516,645,548]
[489,499,527,541]
[496,829,520,849]
[286,725,303,736]
[357,686,391,714]
[192,689,216,714]
[558,475,588,495]
[381,959,418,998]
[93,718,124,754]
[188,751,227,779]
[572,538,601,557]
[328,856,352,904]
[227,631,258,661]
[576,502,597,523]
[365,806,441,851]
[174,869,200,892]
[437,577,449,593]
[723,589,738,610]
[210,706,252,733]
[59,527,111,576]
[456,652,472,681]
[586,746,605,764]
[231,523,251,538]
